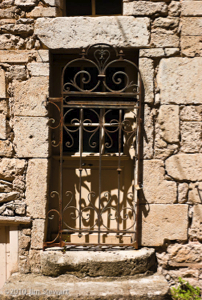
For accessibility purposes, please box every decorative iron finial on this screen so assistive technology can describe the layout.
[118,50,125,60]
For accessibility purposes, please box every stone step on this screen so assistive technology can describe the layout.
[0,273,171,300]
[42,248,156,277]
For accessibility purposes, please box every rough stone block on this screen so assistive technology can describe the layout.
[44,0,62,6]
[143,105,154,159]
[181,17,202,36]
[143,160,177,204]
[178,182,189,204]
[189,205,202,241]
[7,65,28,81]
[165,154,202,181]
[158,105,179,143]
[123,1,167,16]
[31,219,45,249]
[182,2,202,16]
[168,1,181,17]
[0,68,6,98]
[13,77,49,117]
[0,113,6,139]
[15,0,37,7]
[157,58,202,104]
[151,30,179,48]
[181,122,201,153]
[164,48,179,56]
[0,50,31,63]
[14,117,49,158]
[140,48,164,58]
[167,243,202,264]
[0,34,25,50]
[25,159,48,219]
[141,204,188,246]
[27,7,61,18]
[139,58,154,103]
[180,105,202,121]
[0,7,16,19]
[27,63,49,76]
[0,191,19,204]
[0,158,26,181]
[181,36,202,57]
[29,250,42,273]
[188,182,202,204]
[35,17,150,49]
[35,50,49,62]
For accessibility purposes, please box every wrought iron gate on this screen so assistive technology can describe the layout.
[44,44,144,250]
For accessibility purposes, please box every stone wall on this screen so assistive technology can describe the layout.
[0,0,201,289]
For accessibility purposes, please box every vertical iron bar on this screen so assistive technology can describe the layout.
[59,97,63,247]
[79,108,83,237]
[117,109,122,236]
[135,78,144,250]
[98,108,103,244]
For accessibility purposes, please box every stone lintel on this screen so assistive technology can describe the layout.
[0,216,31,224]
[35,17,150,49]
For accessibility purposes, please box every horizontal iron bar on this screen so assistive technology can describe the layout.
[63,92,139,97]
[61,229,136,234]
[43,242,135,248]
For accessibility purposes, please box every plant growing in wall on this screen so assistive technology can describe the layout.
[171,277,201,300]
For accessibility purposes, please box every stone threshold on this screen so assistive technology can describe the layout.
[0,273,171,300]
[41,248,156,277]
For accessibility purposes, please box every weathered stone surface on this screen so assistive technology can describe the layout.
[182,17,202,36]
[0,24,34,37]
[0,34,25,50]
[0,192,19,203]
[189,205,202,241]
[164,48,179,56]
[7,65,28,81]
[168,1,181,17]
[143,160,177,204]
[14,117,49,158]
[151,17,179,47]
[167,242,202,264]
[35,17,150,49]
[19,234,30,249]
[188,182,202,204]
[42,248,156,277]
[0,68,6,98]
[31,219,45,249]
[141,204,188,246]
[29,249,42,273]
[180,105,202,121]
[13,77,48,116]
[158,105,179,143]
[123,1,167,16]
[44,0,62,6]
[151,30,179,48]
[0,7,16,19]
[165,154,202,181]
[182,2,202,16]
[0,50,31,63]
[27,62,49,76]
[139,58,154,103]
[15,0,37,7]
[157,58,202,104]
[35,50,49,62]
[0,273,170,300]
[178,182,189,204]
[0,180,12,193]
[0,140,13,157]
[27,7,60,18]
[26,159,48,219]
[0,113,6,139]
[0,158,26,181]
[181,122,201,153]
[140,48,164,58]
[181,36,202,57]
